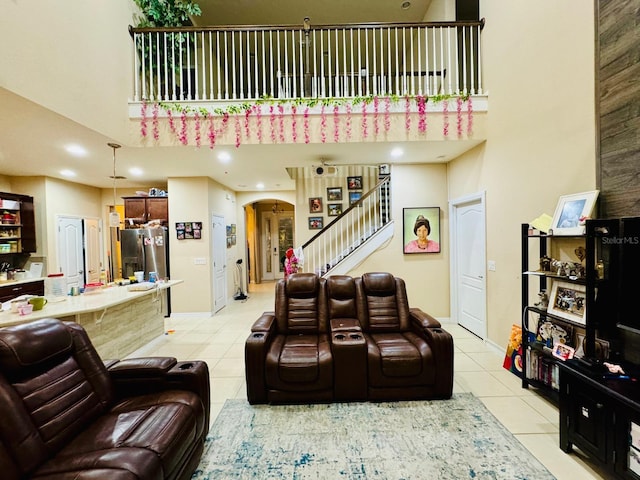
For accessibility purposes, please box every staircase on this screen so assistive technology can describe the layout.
[301,176,393,277]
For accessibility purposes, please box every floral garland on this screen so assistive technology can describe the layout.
[142,94,473,148]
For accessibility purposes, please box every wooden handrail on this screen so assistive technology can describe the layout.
[129,19,485,36]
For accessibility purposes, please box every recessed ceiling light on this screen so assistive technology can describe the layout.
[401,1,411,10]
[390,147,404,158]
[256,183,265,189]
[60,169,76,177]
[65,144,88,157]
[129,167,143,176]
[218,152,231,163]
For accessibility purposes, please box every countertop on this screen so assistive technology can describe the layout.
[0,279,183,327]
[0,277,45,287]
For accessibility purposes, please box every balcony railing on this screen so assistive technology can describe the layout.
[301,176,391,277]
[130,20,484,103]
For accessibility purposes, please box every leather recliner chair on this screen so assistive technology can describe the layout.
[245,273,333,404]
[0,318,210,480]
[356,272,454,401]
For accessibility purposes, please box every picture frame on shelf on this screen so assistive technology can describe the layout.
[550,190,599,235]
[327,187,343,201]
[552,342,575,361]
[328,203,342,216]
[347,176,362,190]
[548,280,587,325]
[308,216,323,230]
[309,197,323,213]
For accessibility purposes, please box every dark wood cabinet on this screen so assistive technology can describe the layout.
[123,196,168,228]
[0,192,36,254]
[0,279,44,303]
[560,361,640,479]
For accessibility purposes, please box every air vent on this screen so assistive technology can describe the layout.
[313,166,338,177]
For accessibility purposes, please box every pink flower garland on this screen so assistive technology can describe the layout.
[207,113,216,149]
[194,111,201,147]
[442,99,449,137]
[234,114,241,148]
[404,96,411,133]
[467,97,473,137]
[179,110,188,145]
[320,105,327,144]
[278,105,285,143]
[361,101,368,139]
[417,96,427,134]
[345,103,352,141]
[303,107,310,144]
[167,109,177,136]
[269,106,277,143]
[244,108,251,140]
[291,105,298,143]
[152,103,159,141]
[373,96,380,137]
[333,105,340,143]
[140,101,148,137]
[254,105,263,143]
[456,97,463,137]
[384,97,391,134]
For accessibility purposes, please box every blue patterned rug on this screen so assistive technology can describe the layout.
[193,393,555,479]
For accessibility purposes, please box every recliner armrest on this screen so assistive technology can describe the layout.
[245,312,277,404]
[251,311,276,333]
[107,357,178,378]
[409,307,441,329]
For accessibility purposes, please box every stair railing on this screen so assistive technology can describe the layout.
[301,175,391,276]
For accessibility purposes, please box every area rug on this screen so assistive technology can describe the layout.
[192,393,555,479]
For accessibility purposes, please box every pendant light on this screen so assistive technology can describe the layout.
[108,142,122,228]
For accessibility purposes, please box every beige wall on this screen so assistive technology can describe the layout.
[447,0,597,345]
[349,163,450,316]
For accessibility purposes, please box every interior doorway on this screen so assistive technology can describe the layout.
[56,215,104,291]
[260,211,294,281]
[449,192,487,339]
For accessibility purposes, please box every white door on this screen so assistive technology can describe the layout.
[212,214,226,313]
[261,212,277,281]
[450,193,487,339]
[57,216,84,289]
[84,218,102,283]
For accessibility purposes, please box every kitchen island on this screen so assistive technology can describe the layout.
[0,280,182,359]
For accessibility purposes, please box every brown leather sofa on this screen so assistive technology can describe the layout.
[0,318,210,480]
[245,272,453,404]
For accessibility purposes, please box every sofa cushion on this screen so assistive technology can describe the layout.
[33,390,203,480]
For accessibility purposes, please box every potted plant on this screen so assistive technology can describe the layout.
[132,0,202,99]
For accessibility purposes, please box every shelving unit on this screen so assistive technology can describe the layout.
[520,220,617,398]
[0,193,35,255]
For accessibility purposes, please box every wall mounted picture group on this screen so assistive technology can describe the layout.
[175,222,202,240]
[403,207,441,253]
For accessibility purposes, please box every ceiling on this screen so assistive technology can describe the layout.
[0,0,483,193]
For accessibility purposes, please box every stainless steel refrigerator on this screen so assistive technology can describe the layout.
[120,227,170,315]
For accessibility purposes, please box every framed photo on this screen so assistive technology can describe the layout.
[347,176,362,190]
[552,342,575,361]
[403,207,441,254]
[349,192,361,205]
[327,187,343,201]
[308,216,323,230]
[548,280,586,325]
[550,190,599,235]
[309,197,323,213]
[328,203,343,216]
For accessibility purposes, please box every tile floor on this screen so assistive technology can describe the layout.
[128,282,608,480]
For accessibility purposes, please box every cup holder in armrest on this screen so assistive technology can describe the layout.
[335,333,346,340]
[349,333,362,340]
[432,328,443,334]
[178,362,194,370]
[252,333,265,339]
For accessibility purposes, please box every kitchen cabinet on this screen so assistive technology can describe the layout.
[0,279,44,303]
[0,193,36,254]
[123,196,168,228]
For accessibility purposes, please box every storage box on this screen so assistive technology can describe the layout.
[0,199,20,210]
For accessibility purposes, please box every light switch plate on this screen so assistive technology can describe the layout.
[488,260,496,271]
[194,257,207,265]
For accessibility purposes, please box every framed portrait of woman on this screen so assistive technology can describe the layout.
[403,207,441,254]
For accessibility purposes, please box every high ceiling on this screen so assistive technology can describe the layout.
[0,0,484,193]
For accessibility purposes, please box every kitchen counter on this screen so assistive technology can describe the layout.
[0,280,183,359]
